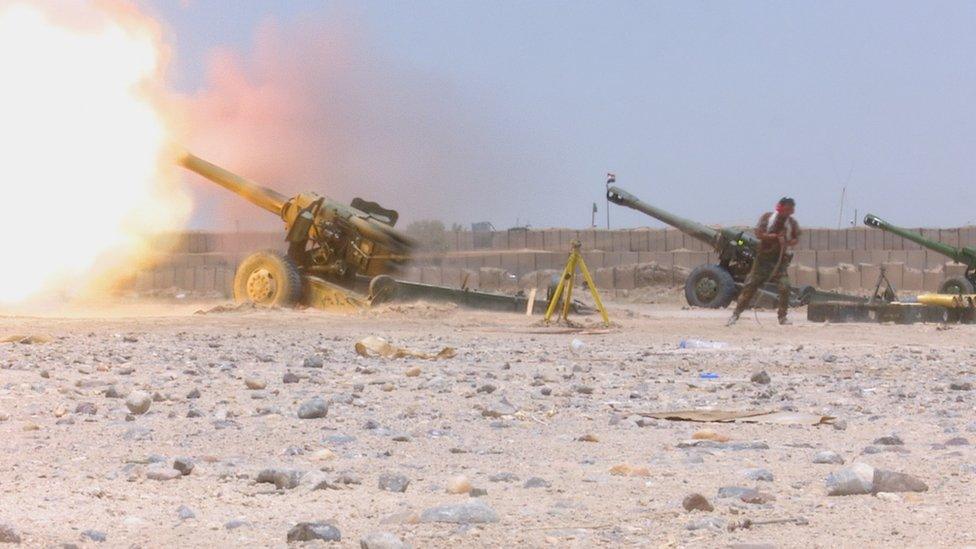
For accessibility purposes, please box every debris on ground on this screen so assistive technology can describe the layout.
[354,336,456,359]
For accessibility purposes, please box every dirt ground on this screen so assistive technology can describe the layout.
[0,296,974,548]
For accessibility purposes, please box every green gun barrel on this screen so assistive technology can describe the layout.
[863,214,976,266]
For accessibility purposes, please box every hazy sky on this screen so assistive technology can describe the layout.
[146,1,976,230]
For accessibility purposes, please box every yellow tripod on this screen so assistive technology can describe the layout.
[544,239,610,326]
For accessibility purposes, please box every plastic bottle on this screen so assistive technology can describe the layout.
[678,339,728,350]
[570,338,586,353]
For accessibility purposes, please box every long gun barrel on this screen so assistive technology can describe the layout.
[607,186,722,246]
[178,151,288,217]
[863,214,976,266]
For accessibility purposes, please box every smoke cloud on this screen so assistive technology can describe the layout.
[179,14,539,231]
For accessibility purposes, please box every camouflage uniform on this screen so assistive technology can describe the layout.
[732,249,791,320]
[731,211,800,321]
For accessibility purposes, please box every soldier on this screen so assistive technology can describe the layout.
[727,197,800,326]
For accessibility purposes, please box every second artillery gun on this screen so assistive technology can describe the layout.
[607,186,817,308]
[864,213,976,294]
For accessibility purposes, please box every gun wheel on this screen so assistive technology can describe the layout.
[939,276,974,295]
[234,250,303,306]
[684,264,737,308]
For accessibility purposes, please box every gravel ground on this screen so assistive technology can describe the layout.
[0,299,974,547]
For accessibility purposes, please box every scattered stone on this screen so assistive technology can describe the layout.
[257,468,305,489]
[682,493,713,512]
[489,472,518,483]
[949,381,972,391]
[335,472,362,485]
[420,500,499,524]
[360,531,408,549]
[146,464,182,481]
[477,384,496,394]
[873,434,904,446]
[103,385,126,399]
[297,397,329,419]
[872,469,928,493]
[125,391,151,415]
[282,372,300,384]
[576,433,599,442]
[523,477,550,488]
[862,445,910,455]
[446,475,472,494]
[378,473,410,493]
[813,450,845,465]
[186,388,201,399]
[742,468,774,482]
[173,457,194,476]
[244,377,267,390]
[177,505,196,520]
[750,370,771,384]
[826,463,875,496]
[75,402,97,415]
[945,437,970,446]
[832,419,848,431]
[287,522,341,543]
[80,530,106,543]
[405,366,421,377]
[303,356,324,369]
[224,519,250,530]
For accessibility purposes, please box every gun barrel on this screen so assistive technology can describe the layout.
[607,185,719,246]
[178,151,288,217]
[864,213,976,265]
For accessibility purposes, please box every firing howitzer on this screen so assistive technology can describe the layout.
[864,213,976,294]
[178,151,414,308]
[607,185,814,308]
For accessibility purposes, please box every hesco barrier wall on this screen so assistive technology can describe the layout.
[127,226,976,297]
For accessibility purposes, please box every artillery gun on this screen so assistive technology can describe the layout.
[607,186,814,308]
[178,151,561,314]
[179,151,415,308]
[864,214,976,294]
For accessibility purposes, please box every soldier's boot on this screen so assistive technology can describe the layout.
[726,312,740,327]
[776,283,791,325]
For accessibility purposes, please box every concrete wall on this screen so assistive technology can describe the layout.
[127,227,976,296]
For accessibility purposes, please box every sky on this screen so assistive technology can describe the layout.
[144,0,976,231]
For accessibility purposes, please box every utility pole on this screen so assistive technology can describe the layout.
[605,172,615,229]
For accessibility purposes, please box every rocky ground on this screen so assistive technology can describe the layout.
[0,298,974,548]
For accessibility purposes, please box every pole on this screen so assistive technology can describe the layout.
[605,173,615,230]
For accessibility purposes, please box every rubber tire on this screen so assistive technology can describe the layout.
[684,264,737,308]
[233,250,303,307]
[939,276,974,295]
